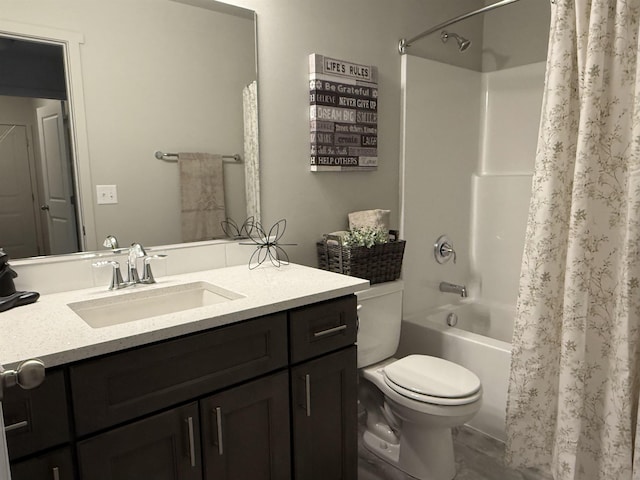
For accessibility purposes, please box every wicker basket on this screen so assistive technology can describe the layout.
[316,230,406,284]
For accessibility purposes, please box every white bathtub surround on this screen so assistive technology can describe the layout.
[478,62,546,175]
[398,301,512,442]
[470,174,532,306]
[400,56,480,318]
[506,1,640,479]
[471,61,544,306]
[400,55,545,317]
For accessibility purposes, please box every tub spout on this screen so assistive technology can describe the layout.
[439,281,467,298]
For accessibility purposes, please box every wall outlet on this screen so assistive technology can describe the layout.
[96,185,118,204]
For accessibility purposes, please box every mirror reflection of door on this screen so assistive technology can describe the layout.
[0,36,80,259]
[0,122,42,257]
[36,101,79,255]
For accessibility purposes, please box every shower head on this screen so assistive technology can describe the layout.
[440,30,471,52]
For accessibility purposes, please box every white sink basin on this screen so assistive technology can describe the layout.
[68,281,244,328]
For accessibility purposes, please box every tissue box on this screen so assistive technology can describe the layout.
[316,230,406,284]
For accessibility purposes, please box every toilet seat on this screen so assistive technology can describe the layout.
[382,355,481,406]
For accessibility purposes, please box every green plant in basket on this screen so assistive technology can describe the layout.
[342,227,389,248]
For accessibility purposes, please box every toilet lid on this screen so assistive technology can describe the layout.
[383,355,481,400]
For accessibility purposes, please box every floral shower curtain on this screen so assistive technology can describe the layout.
[243,80,261,223]
[505,0,640,479]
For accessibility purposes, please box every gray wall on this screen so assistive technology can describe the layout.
[230,0,492,266]
[227,0,550,266]
[482,0,551,71]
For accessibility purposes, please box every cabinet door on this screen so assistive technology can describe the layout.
[11,447,75,480]
[201,371,291,480]
[291,346,357,480]
[3,369,70,460]
[77,402,201,480]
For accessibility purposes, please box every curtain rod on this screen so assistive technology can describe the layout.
[398,0,522,54]
[154,151,242,162]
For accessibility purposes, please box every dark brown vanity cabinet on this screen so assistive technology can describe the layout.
[289,296,358,480]
[77,373,292,480]
[10,447,75,480]
[2,368,74,480]
[3,369,70,461]
[4,295,358,480]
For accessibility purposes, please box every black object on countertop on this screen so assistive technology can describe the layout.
[0,249,40,312]
[0,249,18,296]
[0,291,40,312]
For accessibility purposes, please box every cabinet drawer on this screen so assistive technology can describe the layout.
[3,369,70,460]
[11,447,75,480]
[70,313,288,435]
[289,295,357,364]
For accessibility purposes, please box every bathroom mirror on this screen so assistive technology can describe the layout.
[0,0,259,260]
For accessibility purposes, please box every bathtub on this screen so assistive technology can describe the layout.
[397,301,513,442]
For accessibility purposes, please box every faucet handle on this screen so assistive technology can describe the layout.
[140,255,168,284]
[440,243,457,264]
[92,260,126,290]
[434,235,457,264]
[126,243,148,284]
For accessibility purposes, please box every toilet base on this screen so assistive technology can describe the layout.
[363,429,400,464]
[362,424,456,480]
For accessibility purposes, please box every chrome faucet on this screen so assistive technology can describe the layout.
[93,243,167,290]
[103,235,119,250]
[127,243,147,284]
[439,281,467,298]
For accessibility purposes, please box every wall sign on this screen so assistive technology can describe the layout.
[309,54,378,172]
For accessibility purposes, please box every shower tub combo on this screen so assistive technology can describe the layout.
[398,301,514,442]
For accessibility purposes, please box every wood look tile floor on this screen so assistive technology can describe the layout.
[358,425,552,480]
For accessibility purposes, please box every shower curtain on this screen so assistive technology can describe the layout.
[505,0,640,479]
[243,80,260,223]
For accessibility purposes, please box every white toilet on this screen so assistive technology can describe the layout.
[356,281,482,480]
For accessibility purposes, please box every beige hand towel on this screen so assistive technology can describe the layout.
[348,209,390,231]
[179,152,226,242]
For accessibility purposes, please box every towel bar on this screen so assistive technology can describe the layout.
[154,151,242,162]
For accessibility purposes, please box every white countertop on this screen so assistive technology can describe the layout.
[0,263,368,369]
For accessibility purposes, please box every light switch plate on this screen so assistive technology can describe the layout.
[96,185,118,204]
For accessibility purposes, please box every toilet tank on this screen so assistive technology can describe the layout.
[355,280,404,368]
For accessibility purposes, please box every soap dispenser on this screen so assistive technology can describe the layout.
[0,249,39,312]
